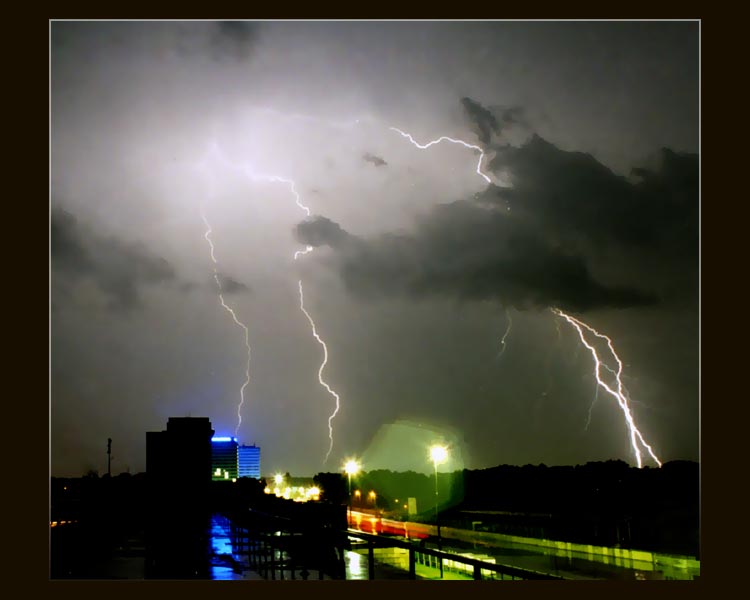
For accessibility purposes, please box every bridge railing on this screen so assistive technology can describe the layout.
[346,529,563,580]
[223,508,563,580]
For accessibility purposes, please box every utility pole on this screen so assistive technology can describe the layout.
[107,438,112,477]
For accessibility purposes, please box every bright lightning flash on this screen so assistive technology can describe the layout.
[201,141,343,463]
[584,384,599,432]
[389,127,492,185]
[296,280,341,463]
[199,205,251,438]
[497,307,513,359]
[551,308,662,468]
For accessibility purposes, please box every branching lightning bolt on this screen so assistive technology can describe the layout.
[496,308,513,359]
[388,127,492,185]
[551,308,662,468]
[200,206,251,438]
[382,120,661,467]
[584,384,599,432]
[285,176,342,464]
[278,175,342,464]
[201,141,342,463]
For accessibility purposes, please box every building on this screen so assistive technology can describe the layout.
[211,437,239,480]
[145,417,215,578]
[238,444,261,479]
[147,416,214,485]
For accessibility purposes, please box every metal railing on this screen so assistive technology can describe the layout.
[345,529,563,580]
[223,509,563,580]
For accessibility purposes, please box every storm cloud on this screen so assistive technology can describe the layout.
[51,21,698,477]
[216,272,250,294]
[363,152,388,167]
[295,128,696,314]
[295,205,655,313]
[52,208,177,311]
[461,97,528,146]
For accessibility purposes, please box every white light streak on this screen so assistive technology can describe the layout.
[584,384,599,432]
[551,308,662,468]
[200,140,342,463]
[497,307,513,359]
[200,206,251,438]
[298,280,340,463]
[388,127,492,184]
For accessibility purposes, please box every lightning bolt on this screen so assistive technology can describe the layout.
[584,384,599,432]
[199,141,342,463]
[388,127,492,185]
[199,205,251,438]
[284,176,343,464]
[296,279,340,463]
[551,308,662,468]
[496,307,513,359]
[276,174,343,464]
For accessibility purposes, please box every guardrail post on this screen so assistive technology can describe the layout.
[368,541,375,580]
[473,564,481,580]
[409,546,416,579]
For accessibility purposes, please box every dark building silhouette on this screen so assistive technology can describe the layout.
[147,417,214,485]
[145,417,214,578]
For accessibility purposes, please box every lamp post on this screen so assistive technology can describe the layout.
[344,459,360,528]
[430,445,448,578]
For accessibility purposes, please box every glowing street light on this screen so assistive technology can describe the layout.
[274,473,284,486]
[344,459,360,527]
[430,444,448,578]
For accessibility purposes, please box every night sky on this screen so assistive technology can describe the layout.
[51,21,699,478]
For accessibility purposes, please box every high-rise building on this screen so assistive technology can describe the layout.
[145,416,215,578]
[147,417,215,485]
[211,437,238,480]
[238,444,261,479]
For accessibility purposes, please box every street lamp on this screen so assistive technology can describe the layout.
[430,444,448,578]
[344,459,360,528]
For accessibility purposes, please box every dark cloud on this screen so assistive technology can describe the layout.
[296,129,697,314]
[461,97,500,145]
[51,208,177,311]
[210,21,258,61]
[217,272,250,295]
[295,216,354,250]
[461,97,528,146]
[486,136,699,295]
[363,152,388,167]
[295,202,655,313]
